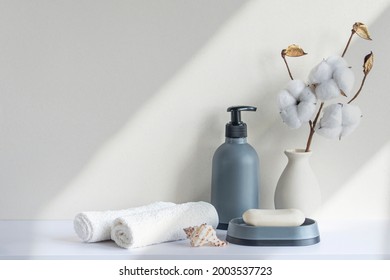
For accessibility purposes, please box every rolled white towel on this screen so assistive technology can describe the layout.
[74,201,175,242]
[111,201,219,248]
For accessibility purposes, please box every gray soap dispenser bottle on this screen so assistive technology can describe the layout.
[211,106,259,230]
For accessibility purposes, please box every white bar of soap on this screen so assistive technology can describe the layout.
[242,209,305,227]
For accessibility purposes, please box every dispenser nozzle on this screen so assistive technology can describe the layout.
[227,106,257,125]
[226,106,257,138]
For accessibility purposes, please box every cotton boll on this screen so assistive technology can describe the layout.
[280,105,302,129]
[299,86,317,104]
[316,126,342,139]
[326,55,348,71]
[297,102,316,123]
[333,67,355,96]
[319,103,342,128]
[316,106,343,139]
[286,80,306,99]
[342,104,362,126]
[315,79,341,100]
[278,82,316,129]
[308,60,332,84]
[316,103,362,140]
[278,89,296,110]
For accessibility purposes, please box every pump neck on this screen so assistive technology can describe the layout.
[225,137,247,144]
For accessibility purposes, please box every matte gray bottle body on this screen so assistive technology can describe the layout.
[211,137,259,229]
[211,106,259,230]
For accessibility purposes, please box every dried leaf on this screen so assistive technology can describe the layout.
[282,44,307,57]
[353,22,372,40]
[363,51,374,75]
[340,90,347,97]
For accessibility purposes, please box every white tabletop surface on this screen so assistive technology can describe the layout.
[0,219,389,260]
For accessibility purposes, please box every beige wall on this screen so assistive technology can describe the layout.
[1,0,389,220]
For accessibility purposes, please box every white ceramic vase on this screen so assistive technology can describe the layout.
[274,149,321,217]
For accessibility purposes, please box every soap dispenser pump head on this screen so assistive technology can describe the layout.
[226,106,257,138]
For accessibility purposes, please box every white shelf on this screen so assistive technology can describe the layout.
[1,219,389,259]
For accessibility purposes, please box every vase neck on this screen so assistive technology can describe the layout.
[284,149,312,161]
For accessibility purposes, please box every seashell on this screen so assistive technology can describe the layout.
[183,223,227,247]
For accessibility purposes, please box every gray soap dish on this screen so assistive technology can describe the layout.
[226,218,320,246]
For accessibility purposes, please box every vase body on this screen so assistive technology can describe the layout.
[274,149,321,217]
